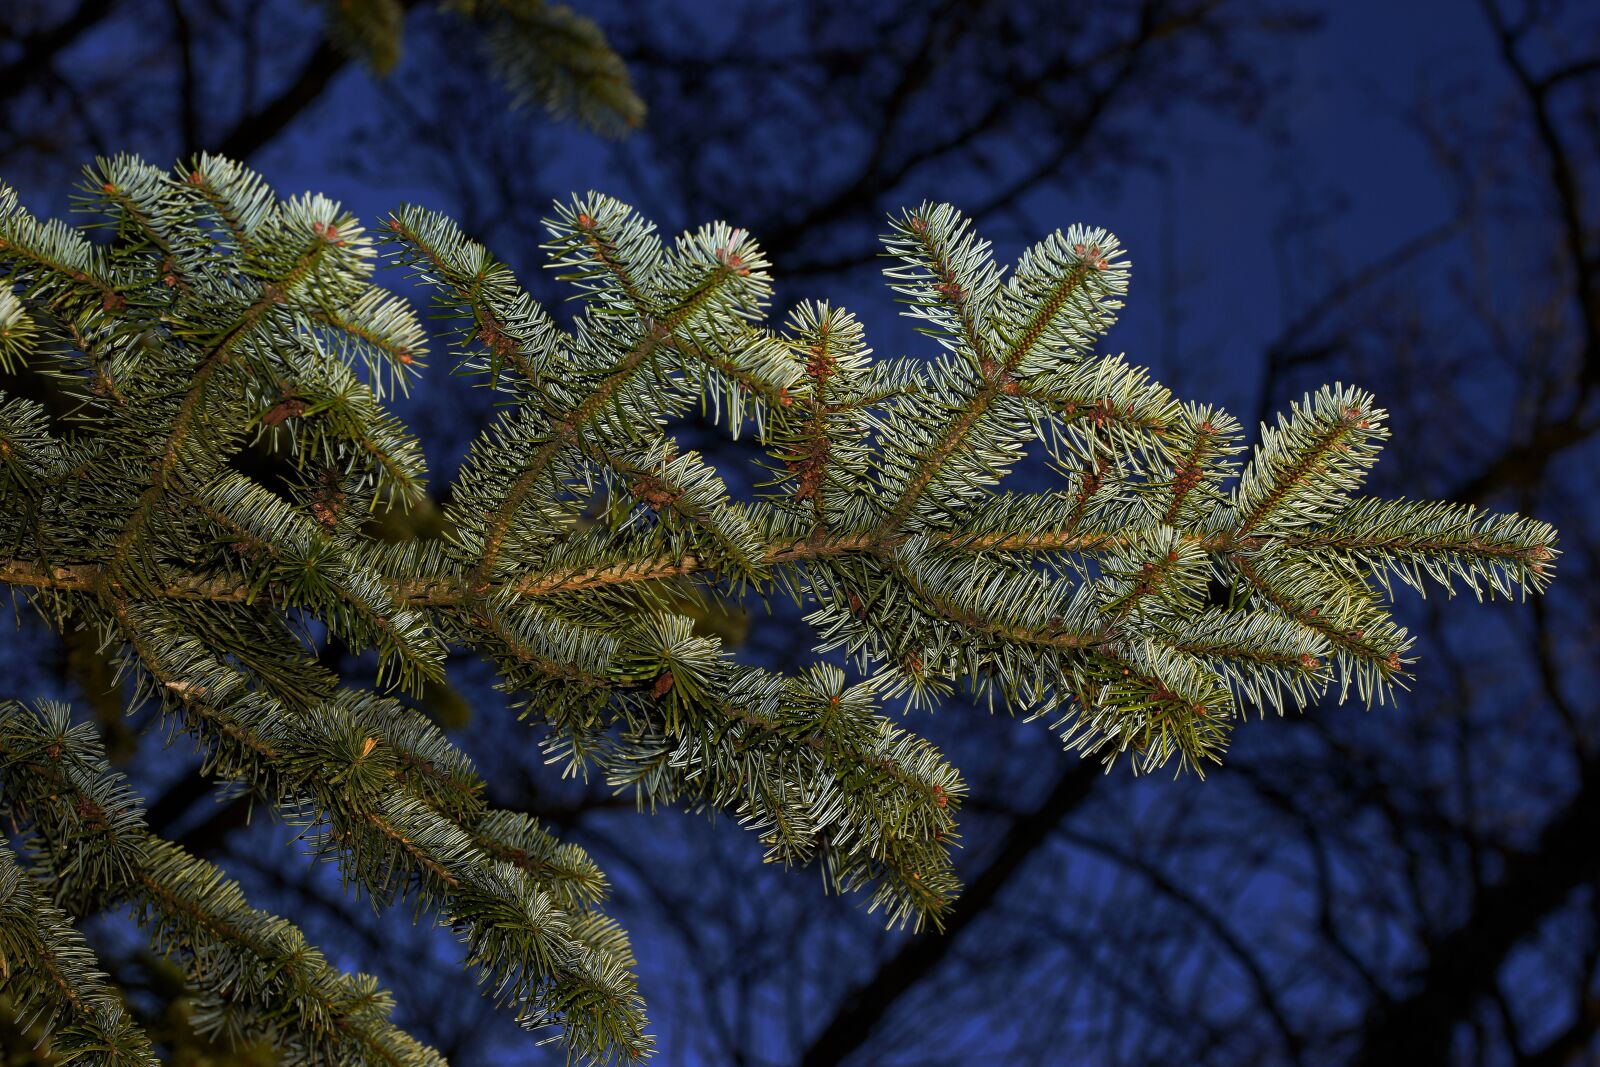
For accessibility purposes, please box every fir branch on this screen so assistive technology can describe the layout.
[0,701,443,1067]
[1232,384,1387,538]
[0,846,157,1066]
[1279,496,1558,600]
[458,0,645,136]
[93,596,652,1060]
[0,157,1563,1059]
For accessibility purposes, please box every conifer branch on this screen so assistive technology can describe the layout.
[0,157,1560,1059]
[97,604,653,1061]
[0,844,155,1066]
[0,701,443,1066]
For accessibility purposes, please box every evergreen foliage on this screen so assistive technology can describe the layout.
[316,0,643,134]
[0,155,1557,1063]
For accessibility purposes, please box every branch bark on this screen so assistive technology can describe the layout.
[800,762,1100,1066]
[0,528,1209,608]
[0,0,117,107]
[1351,758,1600,1066]
[213,39,351,161]
[212,0,424,160]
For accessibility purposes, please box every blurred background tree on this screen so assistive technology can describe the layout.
[2,0,1597,1063]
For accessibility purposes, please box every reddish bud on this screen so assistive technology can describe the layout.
[629,476,678,511]
[576,213,595,228]
[261,397,306,426]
